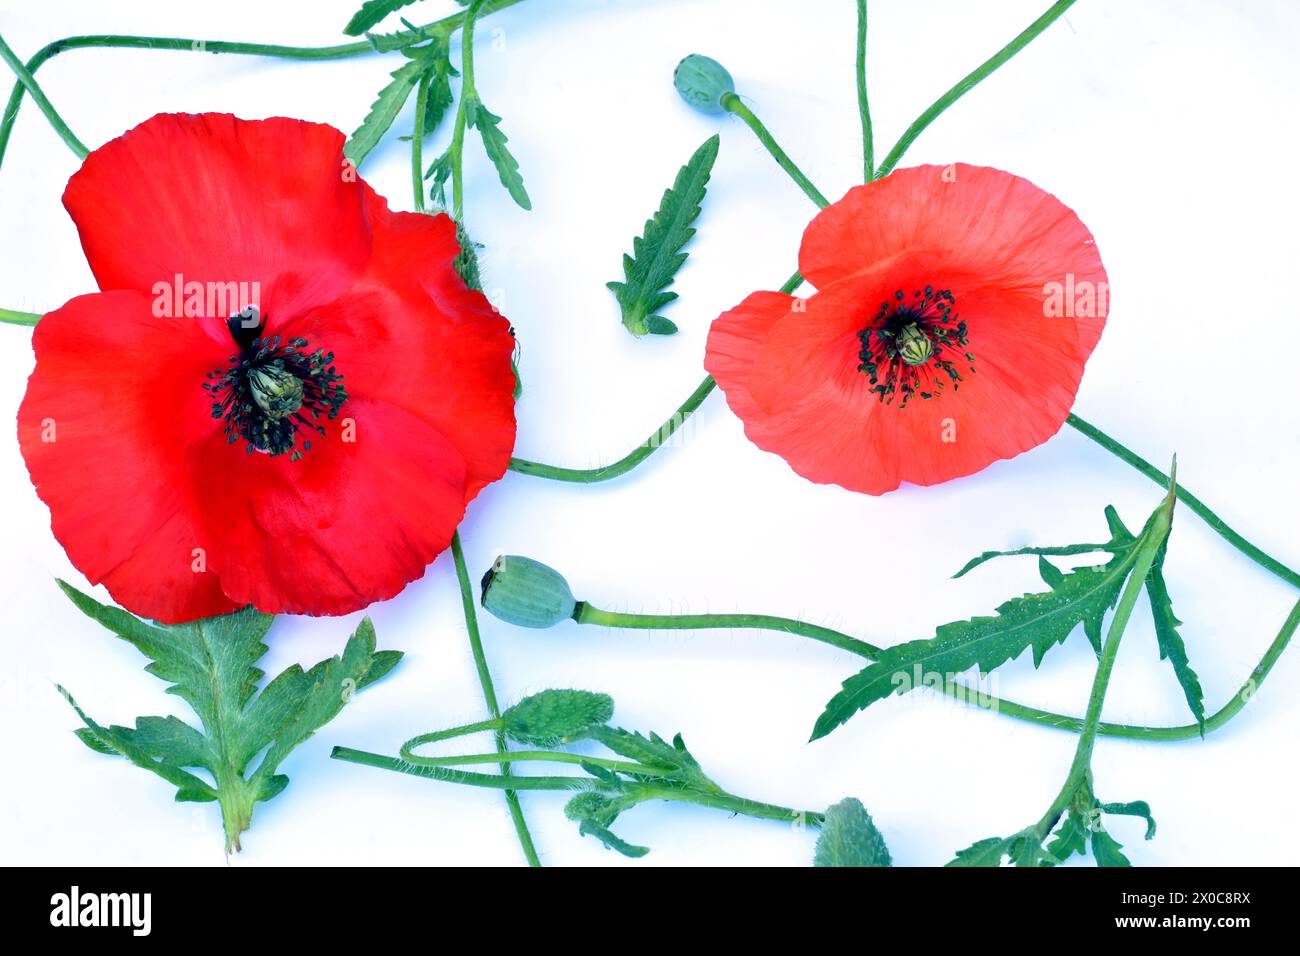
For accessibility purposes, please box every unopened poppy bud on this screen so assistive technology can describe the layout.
[503,689,614,747]
[480,555,576,628]
[673,54,735,114]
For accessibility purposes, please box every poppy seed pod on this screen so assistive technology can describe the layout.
[480,555,576,628]
[673,54,735,114]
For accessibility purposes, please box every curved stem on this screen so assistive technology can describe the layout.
[856,0,873,182]
[575,585,1300,744]
[0,31,87,158]
[0,0,528,175]
[508,375,717,483]
[949,595,1300,741]
[575,602,880,659]
[450,531,541,866]
[402,718,502,754]
[1068,413,1300,590]
[875,0,1077,178]
[508,269,803,484]
[721,92,828,208]
[0,307,41,326]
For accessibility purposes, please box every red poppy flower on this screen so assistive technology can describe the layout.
[17,113,517,623]
[705,164,1108,495]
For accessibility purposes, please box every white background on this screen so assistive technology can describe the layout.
[0,0,1297,867]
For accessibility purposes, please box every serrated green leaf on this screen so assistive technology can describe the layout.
[465,97,531,210]
[56,584,401,851]
[419,46,457,138]
[344,57,425,169]
[1145,540,1205,733]
[813,798,892,867]
[811,532,1141,740]
[1041,811,1088,866]
[1090,828,1131,867]
[344,0,423,36]
[425,147,453,208]
[606,134,719,337]
[953,505,1135,578]
[1101,800,1157,840]
[946,835,1013,867]
[587,726,718,792]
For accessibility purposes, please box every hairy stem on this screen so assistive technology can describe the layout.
[856,0,873,181]
[1067,413,1300,590]
[507,270,803,483]
[721,93,828,208]
[574,602,880,658]
[0,0,528,174]
[0,31,87,158]
[875,0,1078,178]
[450,531,541,866]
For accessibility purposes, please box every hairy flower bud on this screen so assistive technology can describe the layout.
[480,555,576,628]
[503,689,614,747]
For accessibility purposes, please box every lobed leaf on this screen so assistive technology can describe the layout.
[606,135,719,336]
[466,97,531,210]
[57,584,402,851]
[811,545,1139,740]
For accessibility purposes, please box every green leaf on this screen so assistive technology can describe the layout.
[344,0,422,36]
[946,835,1013,867]
[586,726,718,792]
[425,147,453,208]
[56,582,402,851]
[417,43,457,138]
[344,57,425,169]
[1145,540,1206,733]
[465,96,531,210]
[953,505,1135,578]
[811,527,1141,740]
[1101,800,1157,840]
[1090,828,1131,867]
[813,798,892,866]
[577,818,650,858]
[606,135,719,337]
[1042,811,1089,866]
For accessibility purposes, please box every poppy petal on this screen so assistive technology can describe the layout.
[17,291,237,622]
[800,164,1105,296]
[63,113,371,338]
[190,398,469,616]
[278,198,517,501]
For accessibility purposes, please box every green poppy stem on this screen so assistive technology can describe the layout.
[450,531,541,867]
[856,0,874,182]
[0,31,87,159]
[574,602,881,659]
[721,92,829,208]
[0,0,529,174]
[874,0,1078,179]
[0,307,41,327]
